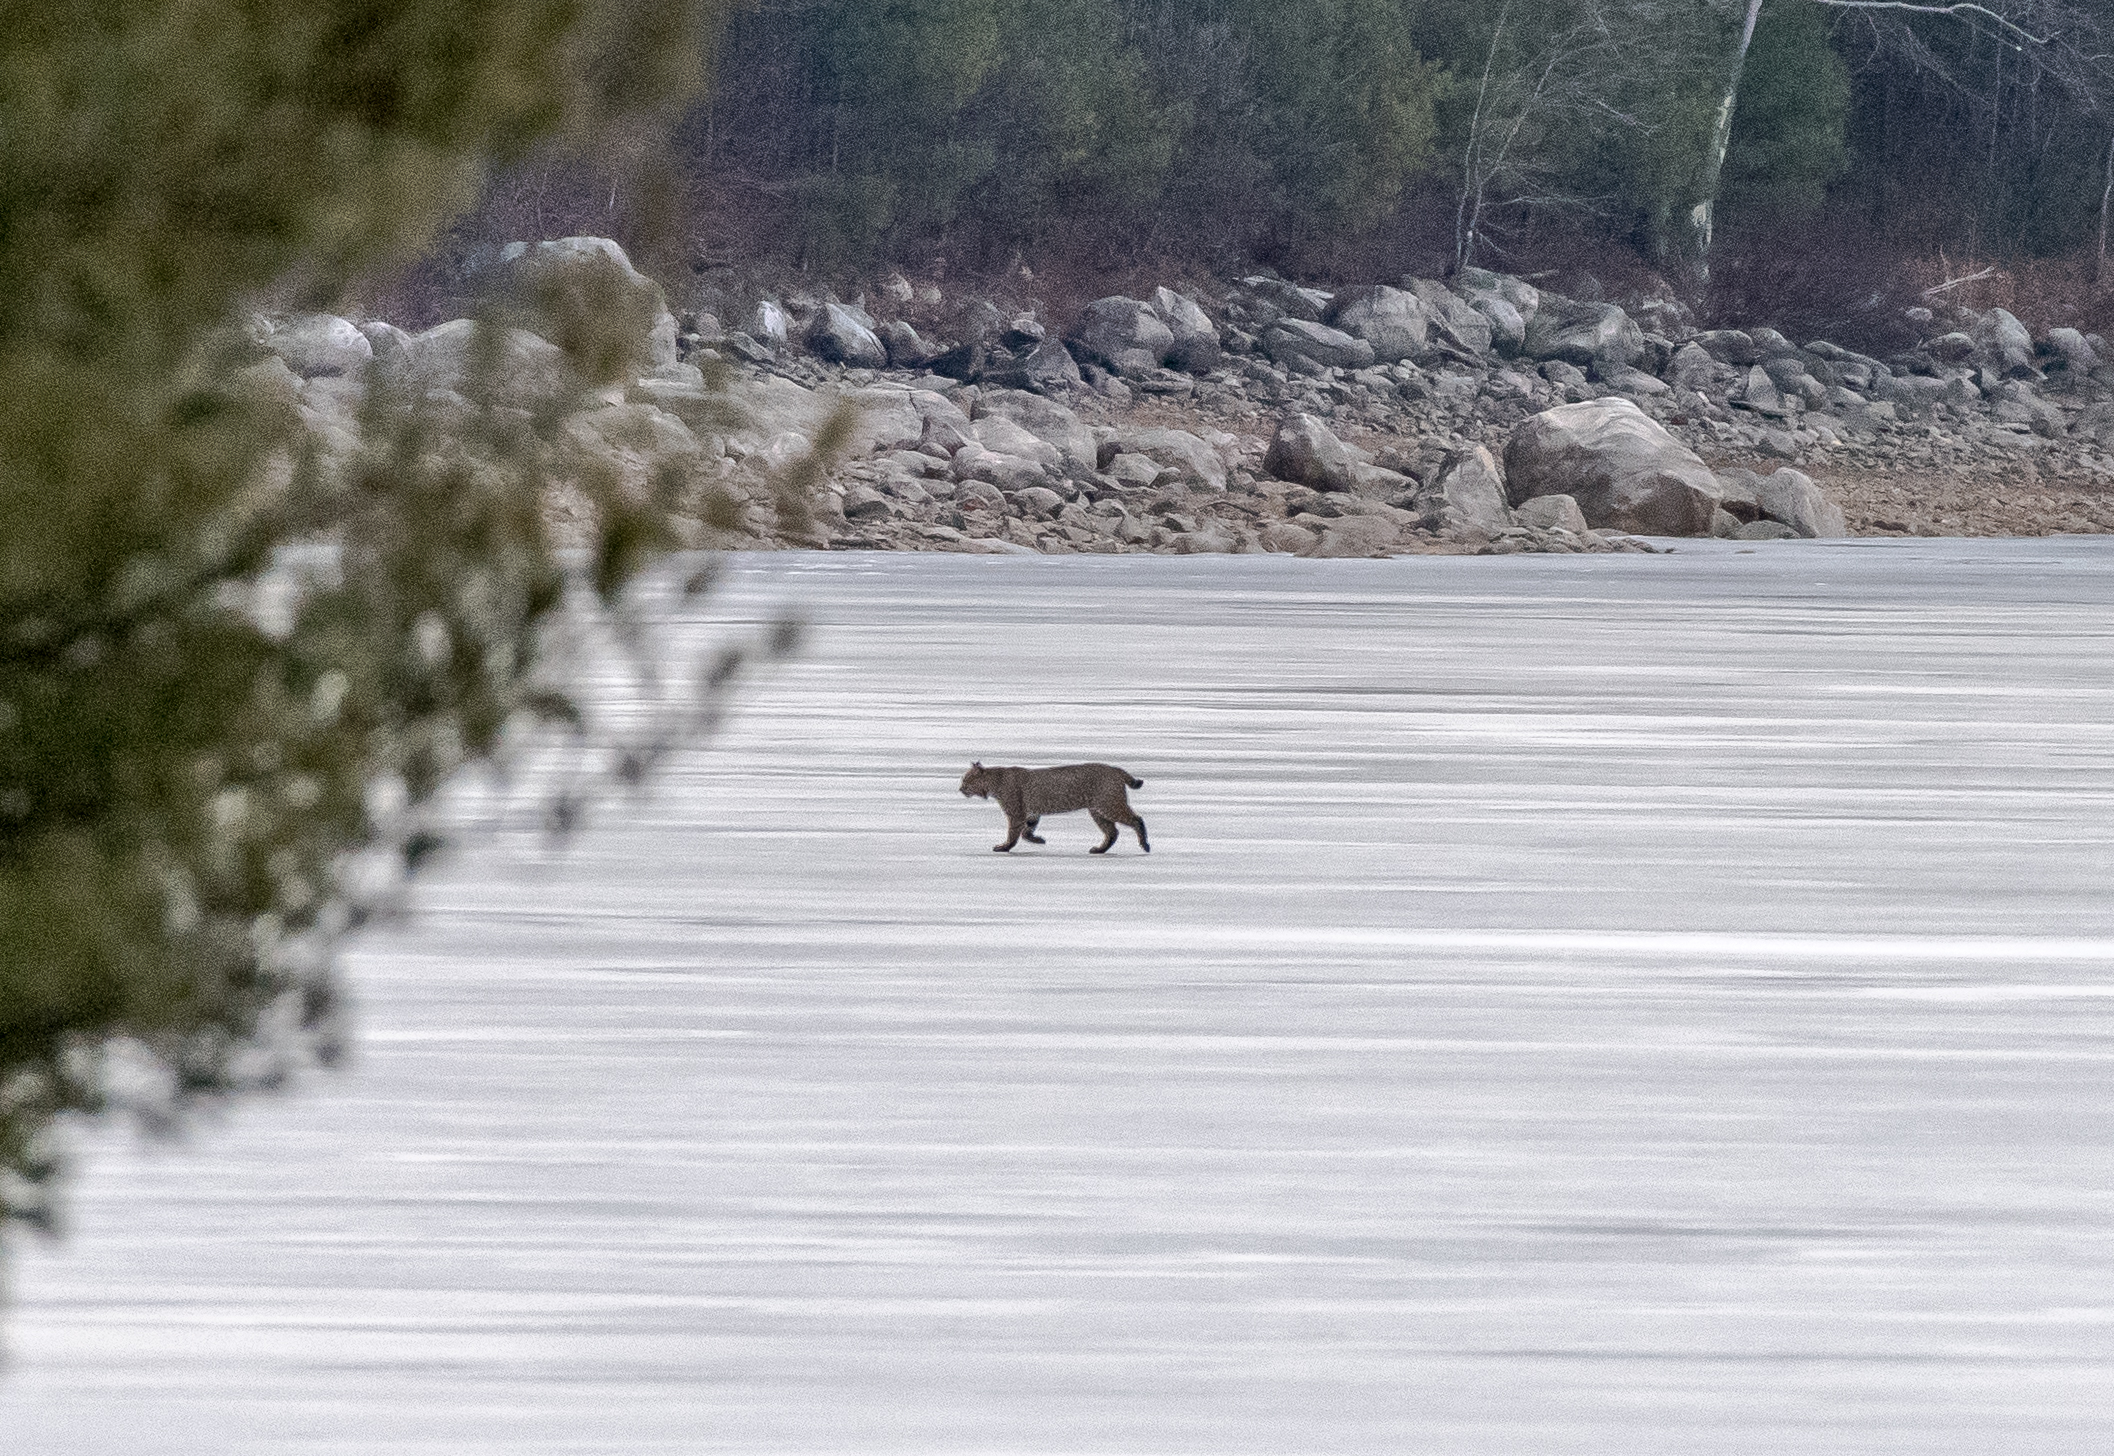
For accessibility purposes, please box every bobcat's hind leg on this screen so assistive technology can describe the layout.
[1089,811,1118,854]
[1122,810,1150,853]
[1023,816,1046,845]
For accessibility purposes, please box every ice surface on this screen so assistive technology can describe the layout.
[5,541,2113,1453]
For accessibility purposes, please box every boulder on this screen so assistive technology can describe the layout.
[951,444,1049,493]
[1309,515,1401,558]
[1100,426,1228,491]
[390,318,571,401]
[1524,299,1643,371]
[1972,308,2037,376]
[1876,373,1947,416]
[809,303,888,368]
[1107,453,1169,489]
[1454,269,1540,327]
[1513,494,1589,535]
[1748,327,1800,361]
[1464,291,1526,355]
[829,386,928,456]
[971,415,1063,471]
[749,301,790,348]
[495,236,679,370]
[1239,276,1329,323]
[1418,445,1512,538]
[1328,286,1430,364]
[878,320,939,370]
[1257,522,1321,555]
[1264,319,1376,373]
[1736,519,1801,541]
[1172,525,1242,555]
[1406,280,1494,357]
[1014,485,1065,519]
[1263,413,1370,492]
[1753,468,1846,539]
[1503,397,1721,536]
[2046,327,2099,374]
[1689,329,1758,366]
[1604,366,1669,398]
[1020,337,1083,392]
[977,389,1096,475]
[260,313,373,378]
[1736,365,1790,418]
[1074,297,1174,377]
[726,371,824,451]
[1151,288,1222,373]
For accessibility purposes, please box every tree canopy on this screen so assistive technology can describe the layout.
[684,0,2111,272]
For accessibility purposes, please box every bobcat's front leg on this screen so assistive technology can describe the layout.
[995,813,1025,852]
[1022,816,1046,844]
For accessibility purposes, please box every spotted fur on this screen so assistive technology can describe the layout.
[959,761,1149,853]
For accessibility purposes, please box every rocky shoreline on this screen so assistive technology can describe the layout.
[249,237,2114,559]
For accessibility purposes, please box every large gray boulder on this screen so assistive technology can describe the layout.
[1690,329,1758,366]
[1263,412,1370,491]
[1503,398,1721,536]
[1456,267,1540,327]
[1264,318,1376,373]
[1972,308,2037,376]
[1524,299,1644,372]
[809,303,888,368]
[2045,327,2099,374]
[1150,288,1222,373]
[389,318,571,401]
[1464,291,1526,355]
[878,320,939,370]
[1406,280,1494,358]
[1239,276,1330,323]
[1074,297,1174,377]
[749,300,790,348]
[977,389,1096,475]
[259,313,373,378]
[1417,445,1513,537]
[1754,467,1847,539]
[1020,337,1084,393]
[496,236,679,370]
[1327,286,1429,363]
[1101,426,1228,491]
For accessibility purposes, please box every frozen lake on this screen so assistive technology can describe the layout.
[6,541,2114,1454]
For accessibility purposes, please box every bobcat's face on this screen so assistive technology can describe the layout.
[960,762,995,798]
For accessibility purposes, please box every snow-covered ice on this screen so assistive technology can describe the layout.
[5,541,2114,1453]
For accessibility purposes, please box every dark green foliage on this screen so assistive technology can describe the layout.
[709,0,1441,261]
[1721,2,1851,222]
[0,2,739,1238]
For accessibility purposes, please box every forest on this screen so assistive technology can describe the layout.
[452,0,2114,322]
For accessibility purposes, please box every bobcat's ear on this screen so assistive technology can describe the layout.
[971,760,982,769]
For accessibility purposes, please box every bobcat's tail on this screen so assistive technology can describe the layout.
[1126,774,1144,790]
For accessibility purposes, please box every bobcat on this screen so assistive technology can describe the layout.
[959,761,1150,854]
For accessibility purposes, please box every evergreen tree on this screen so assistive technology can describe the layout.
[0,1,741,1245]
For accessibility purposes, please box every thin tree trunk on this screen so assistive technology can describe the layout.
[1686,0,1766,277]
